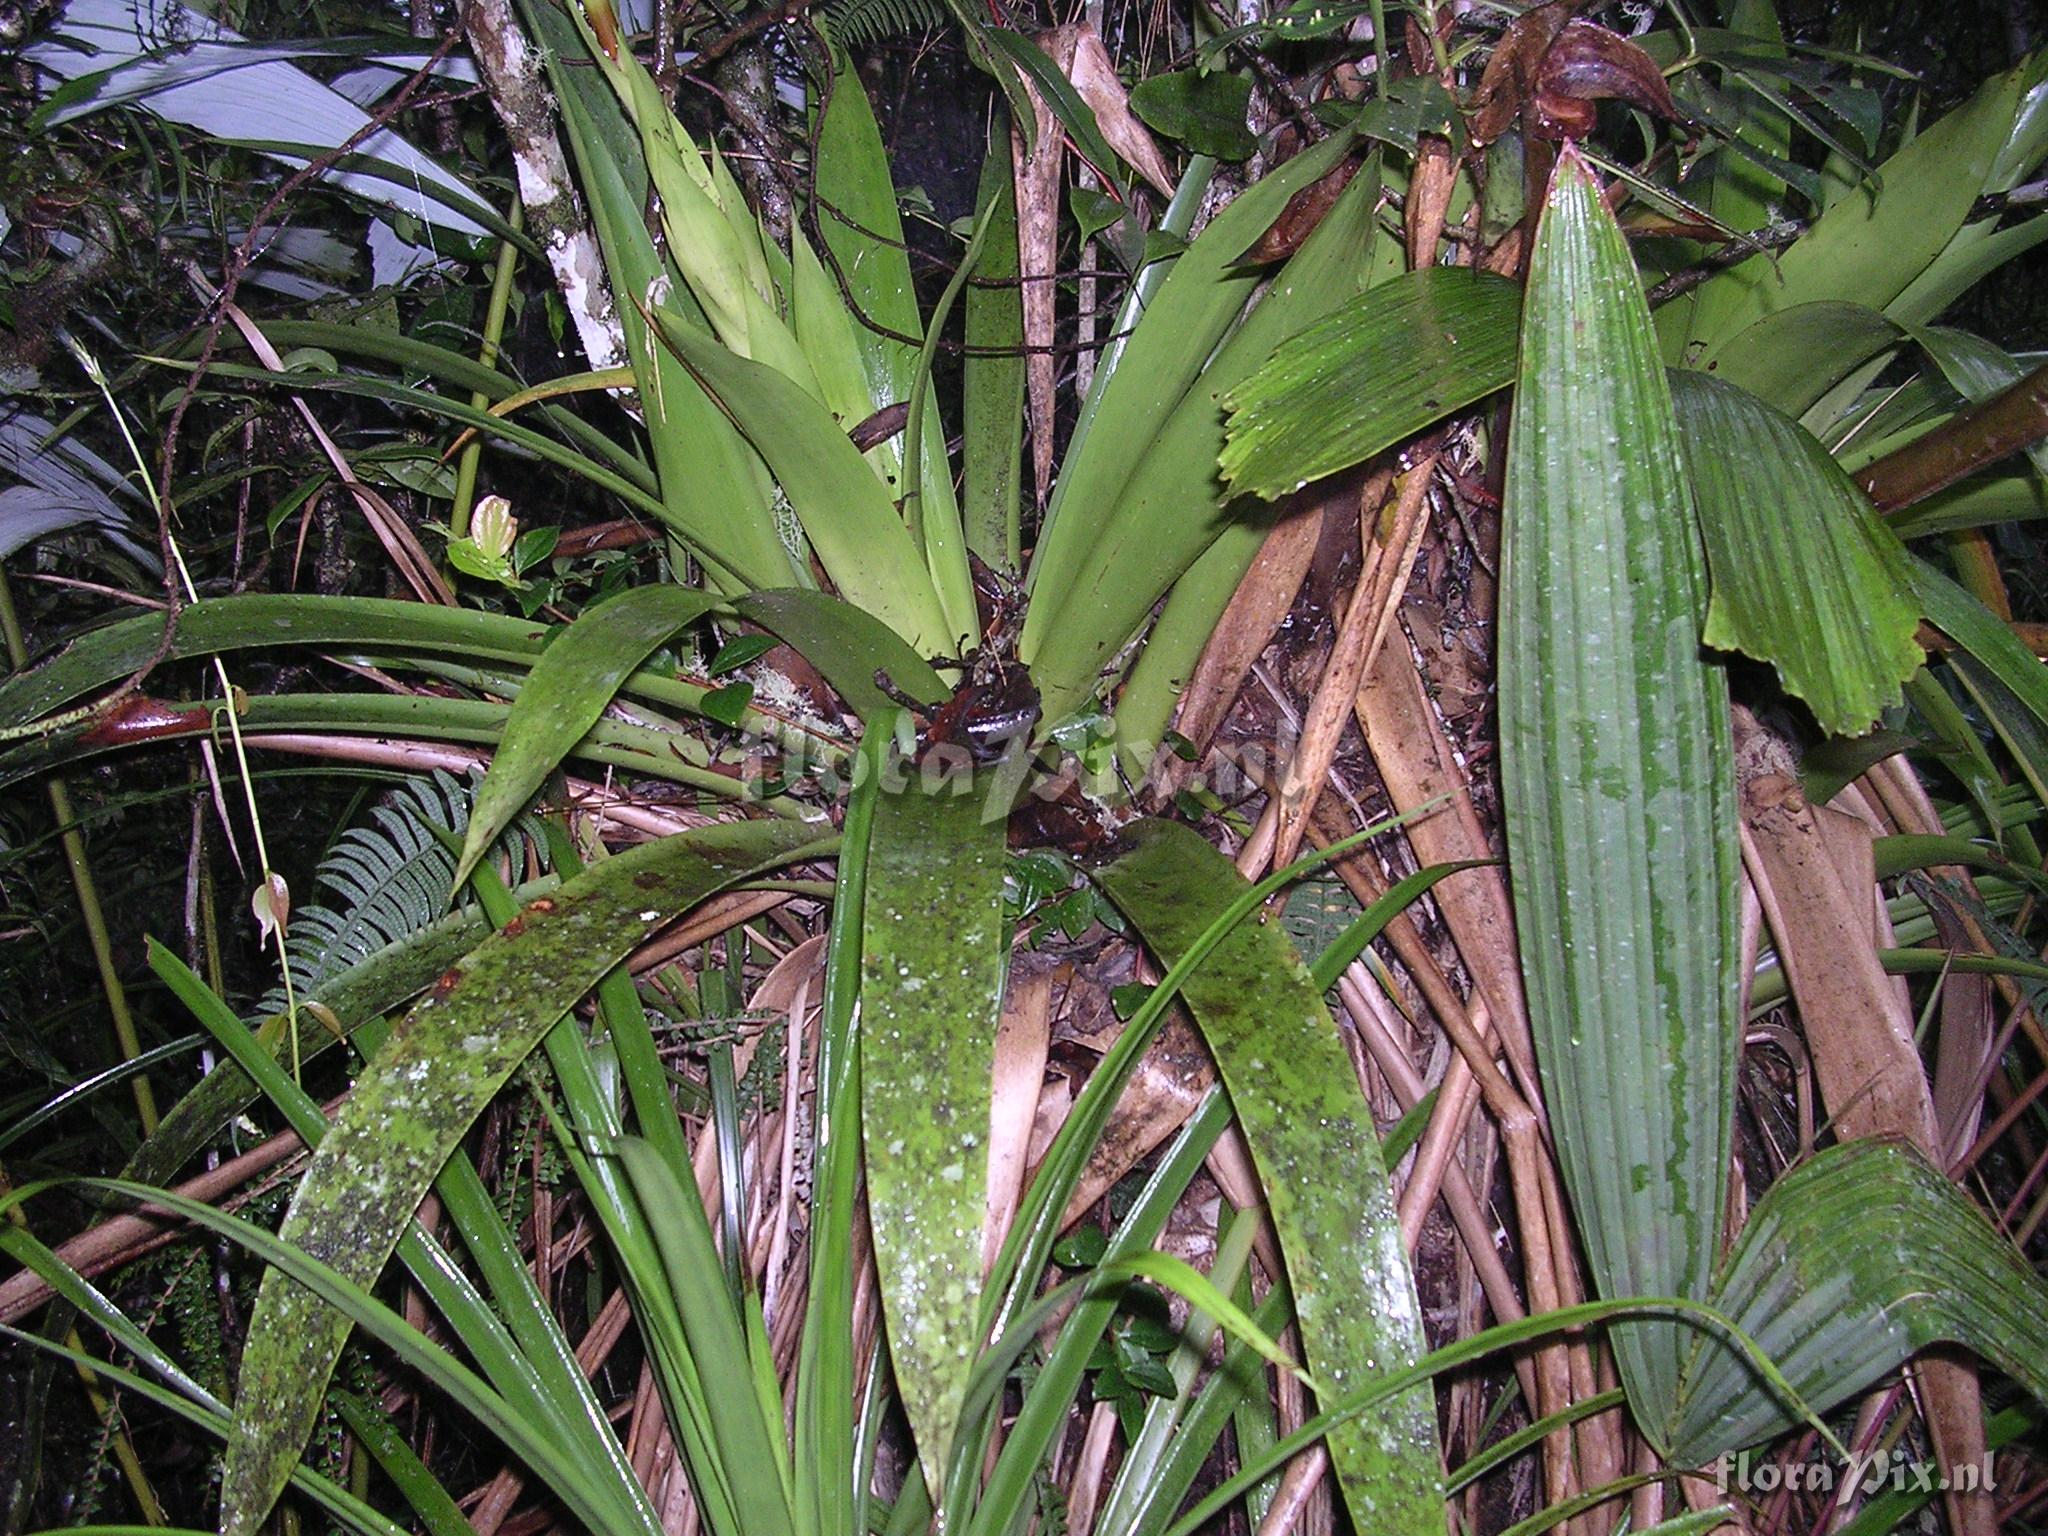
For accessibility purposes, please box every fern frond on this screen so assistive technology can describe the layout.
[255,770,544,1018]
[819,0,945,49]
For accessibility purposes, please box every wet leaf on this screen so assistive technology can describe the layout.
[1096,820,1441,1536]
[1671,370,1921,735]
[221,820,832,1534]
[1674,1139,2048,1459]
[861,768,1009,1499]
[1499,147,1740,1441]
[1220,268,1522,501]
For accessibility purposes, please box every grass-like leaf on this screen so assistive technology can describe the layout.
[1913,555,2048,734]
[220,820,832,1533]
[1499,146,1740,1442]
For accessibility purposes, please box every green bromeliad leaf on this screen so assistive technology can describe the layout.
[648,308,963,659]
[1498,147,1741,1441]
[219,820,832,1535]
[860,768,1009,1501]
[0,595,548,726]
[961,134,1027,572]
[1688,65,2028,365]
[1674,1139,2048,1460]
[1670,370,1921,736]
[1023,148,1384,724]
[1218,268,1523,502]
[453,585,723,891]
[731,588,948,718]
[1021,131,1359,639]
[1094,820,1441,1536]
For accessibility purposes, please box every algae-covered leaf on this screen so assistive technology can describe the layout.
[860,770,1009,1499]
[221,819,831,1535]
[1095,819,1441,1536]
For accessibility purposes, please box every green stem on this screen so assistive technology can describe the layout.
[450,202,526,551]
[0,570,158,1134]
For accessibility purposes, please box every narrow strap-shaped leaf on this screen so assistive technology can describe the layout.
[1670,370,1921,736]
[0,592,816,758]
[1218,268,1522,502]
[0,1307,410,1536]
[153,943,664,1536]
[1022,131,1358,620]
[1655,0,1793,366]
[454,586,721,889]
[860,769,1008,1501]
[649,308,962,658]
[0,595,546,725]
[1912,555,2048,734]
[332,1391,475,1536]
[1094,819,1441,1536]
[1499,147,1740,1444]
[810,42,972,635]
[221,819,833,1535]
[1023,154,1383,722]
[732,588,948,714]
[962,133,1026,572]
[72,1174,632,1536]
[1673,1138,2048,1459]
[796,717,895,1536]
[1686,65,2027,361]
[523,0,795,595]
[613,1137,797,1536]
[983,29,1133,195]
[1309,860,1489,992]
[1914,325,2048,477]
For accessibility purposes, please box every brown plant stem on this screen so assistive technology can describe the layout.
[1859,360,2048,513]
